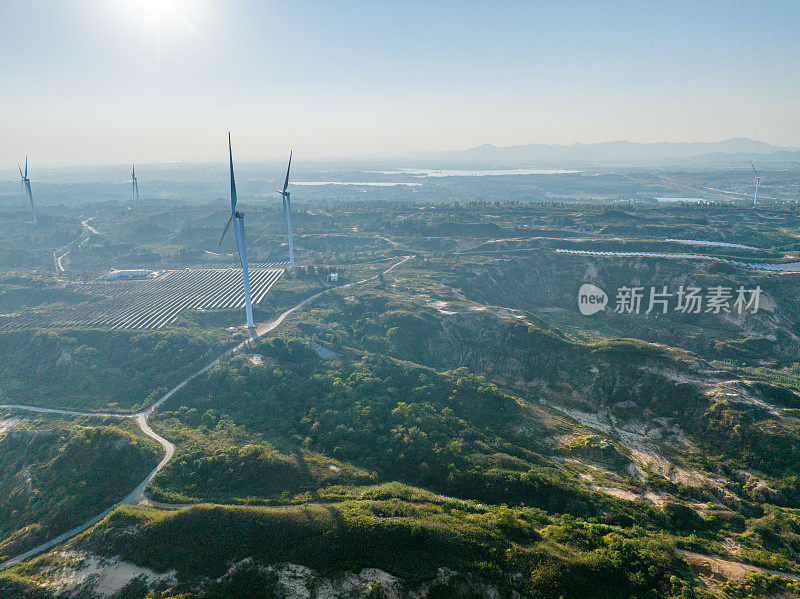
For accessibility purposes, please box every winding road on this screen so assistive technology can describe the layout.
[81,217,100,236]
[0,255,413,569]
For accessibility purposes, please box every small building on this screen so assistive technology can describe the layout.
[327,272,339,282]
[101,269,150,280]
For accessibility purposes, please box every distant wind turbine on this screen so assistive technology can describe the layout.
[750,160,760,205]
[18,156,37,224]
[131,165,140,209]
[275,152,295,267]
[219,134,255,328]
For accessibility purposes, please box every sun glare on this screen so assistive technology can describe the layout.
[117,0,199,36]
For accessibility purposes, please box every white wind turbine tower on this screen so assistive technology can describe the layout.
[18,156,37,224]
[131,165,141,209]
[275,152,295,267]
[750,160,760,205]
[219,133,255,328]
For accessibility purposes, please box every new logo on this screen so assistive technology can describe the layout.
[578,283,608,315]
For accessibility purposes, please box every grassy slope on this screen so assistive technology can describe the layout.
[0,328,229,412]
[0,414,160,561]
[16,495,692,599]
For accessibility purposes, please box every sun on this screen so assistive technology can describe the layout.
[117,0,198,35]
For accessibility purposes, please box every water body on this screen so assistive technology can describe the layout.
[666,239,760,251]
[293,181,422,187]
[395,168,582,177]
[656,197,707,203]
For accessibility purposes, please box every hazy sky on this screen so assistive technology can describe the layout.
[1,0,799,164]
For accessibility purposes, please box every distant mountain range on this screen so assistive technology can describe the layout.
[414,138,800,167]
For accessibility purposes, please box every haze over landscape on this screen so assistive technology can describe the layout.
[2,2,800,599]
[2,1,799,164]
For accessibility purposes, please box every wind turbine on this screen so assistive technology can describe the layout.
[275,152,295,267]
[219,133,255,328]
[18,156,37,224]
[131,165,140,209]
[750,160,760,205]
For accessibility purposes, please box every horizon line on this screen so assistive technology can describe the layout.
[3,136,800,170]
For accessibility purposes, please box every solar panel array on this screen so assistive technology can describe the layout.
[0,267,284,330]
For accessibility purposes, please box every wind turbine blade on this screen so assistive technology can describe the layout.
[219,216,234,246]
[24,156,28,179]
[283,151,292,193]
[750,160,757,175]
[228,132,237,213]
[18,164,23,179]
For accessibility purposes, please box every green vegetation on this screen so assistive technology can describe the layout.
[720,571,800,599]
[151,341,617,517]
[0,274,91,312]
[45,498,691,598]
[0,328,228,411]
[0,414,159,561]
[2,200,800,597]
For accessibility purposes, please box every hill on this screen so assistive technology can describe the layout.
[423,138,800,167]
